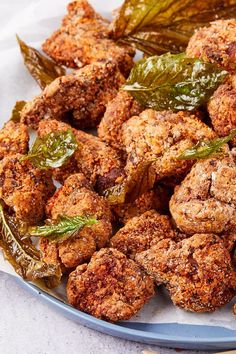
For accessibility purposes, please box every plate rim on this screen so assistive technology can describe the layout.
[17,278,236,348]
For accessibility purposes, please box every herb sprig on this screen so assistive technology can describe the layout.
[29,215,98,243]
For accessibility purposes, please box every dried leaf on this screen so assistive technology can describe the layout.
[0,201,61,288]
[17,35,65,89]
[123,53,227,111]
[178,129,236,160]
[103,160,156,204]
[10,101,26,122]
[111,0,236,55]
[23,129,78,169]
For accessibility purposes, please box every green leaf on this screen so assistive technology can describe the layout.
[0,201,61,288]
[110,0,236,56]
[123,53,228,111]
[10,101,27,123]
[16,35,66,89]
[23,129,78,169]
[103,160,156,205]
[29,215,98,243]
[178,129,236,160]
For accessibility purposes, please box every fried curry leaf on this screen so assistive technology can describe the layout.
[16,35,65,89]
[24,129,78,169]
[123,53,228,111]
[29,215,98,243]
[178,129,236,160]
[0,201,61,288]
[110,0,236,56]
[103,160,156,205]
[10,101,26,122]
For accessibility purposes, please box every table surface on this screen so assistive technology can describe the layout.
[0,272,208,354]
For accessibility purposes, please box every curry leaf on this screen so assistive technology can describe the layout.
[10,101,27,123]
[23,129,78,169]
[0,201,61,288]
[103,160,156,204]
[177,129,236,160]
[17,35,65,89]
[29,215,98,243]
[110,0,236,56]
[123,53,228,111]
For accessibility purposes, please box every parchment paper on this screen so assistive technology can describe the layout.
[0,0,235,330]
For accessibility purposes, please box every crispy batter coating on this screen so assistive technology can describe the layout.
[186,19,236,72]
[110,210,177,258]
[40,173,112,270]
[136,234,236,313]
[0,154,55,224]
[38,119,124,191]
[122,109,216,182]
[67,248,154,321]
[222,230,236,252]
[111,186,171,224]
[170,156,236,234]
[42,0,134,76]
[98,91,143,152]
[21,61,125,129]
[0,121,29,160]
[208,79,236,146]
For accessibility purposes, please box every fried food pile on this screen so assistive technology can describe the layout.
[3,1,236,323]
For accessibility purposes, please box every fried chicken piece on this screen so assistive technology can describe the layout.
[122,109,216,182]
[21,61,125,129]
[110,210,177,258]
[98,91,143,152]
[42,0,134,76]
[222,230,236,252]
[38,119,124,191]
[187,19,236,145]
[136,234,236,313]
[40,173,112,270]
[0,154,55,224]
[0,121,29,160]
[111,186,171,224]
[208,78,236,146]
[170,156,236,234]
[67,248,154,321]
[186,19,236,72]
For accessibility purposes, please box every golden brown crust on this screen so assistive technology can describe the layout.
[0,154,55,224]
[186,19,236,72]
[208,79,236,146]
[38,119,124,190]
[0,121,29,159]
[21,61,125,129]
[136,234,236,313]
[110,210,177,258]
[122,109,216,182]
[42,0,134,76]
[222,230,236,252]
[40,173,112,270]
[170,156,236,234]
[98,91,143,152]
[67,248,155,321]
[111,186,172,224]
[111,191,157,224]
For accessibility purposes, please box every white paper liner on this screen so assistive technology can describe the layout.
[0,0,236,330]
